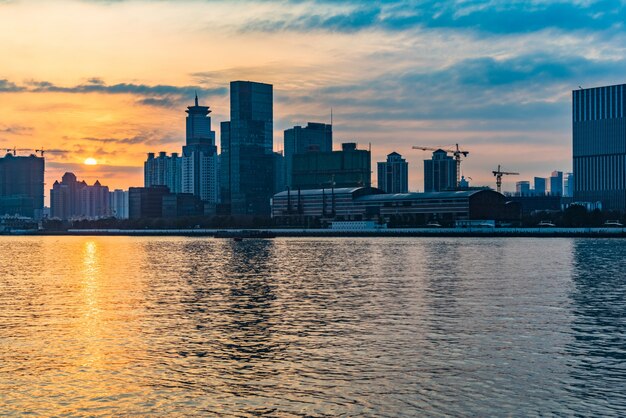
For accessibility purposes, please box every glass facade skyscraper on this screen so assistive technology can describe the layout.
[0,153,45,219]
[220,81,274,216]
[572,84,626,211]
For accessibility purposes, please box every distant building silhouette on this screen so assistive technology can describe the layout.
[50,172,109,220]
[516,181,531,196]
[144,152,182,193]
[182,94,219,209]
[424,149,456,192]
[0,153,44,219]
[573,84,626,210]
[534,177,546,196]
[109,189,129,219]
[565,172,574,198]
[377,152,408,193]
[220,81,274,216]
[284,122,332,188]
[291,142,371,190]
[550,171,563,196]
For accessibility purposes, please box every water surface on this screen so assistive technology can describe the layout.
[0,237,625,416]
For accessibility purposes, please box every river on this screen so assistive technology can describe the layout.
[0,237,624,416]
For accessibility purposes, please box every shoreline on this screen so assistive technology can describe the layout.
[5,227,626,238]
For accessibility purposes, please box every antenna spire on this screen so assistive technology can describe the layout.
[195,90,198,106]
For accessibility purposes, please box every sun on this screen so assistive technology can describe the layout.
[84,157,98,166]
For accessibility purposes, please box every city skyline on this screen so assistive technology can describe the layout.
[2,1,626,193]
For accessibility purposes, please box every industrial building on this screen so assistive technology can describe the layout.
[271,187,519,226]
[291,143,371,190]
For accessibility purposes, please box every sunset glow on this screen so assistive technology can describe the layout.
[1,0,625,195]
[84,158,98,166]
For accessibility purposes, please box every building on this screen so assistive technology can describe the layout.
[565,172,574,197]
[516,181,531,196]
[550,171,563,196]
[291,142,371,190]
[109,189,129,219]
[220,81,275,216]
[274,152,286,193]
[424,149,456,192]
[377,152,408,193]
[284,122,332,188]
[50,173,110,220]
[271,187,519,226]
[129,186,204,219]
[128,186,170,219]
[182,94,219,208]
[144,152,182,193]
[0,153,44,219]
[534,177,546,196]
[573,84,626,211]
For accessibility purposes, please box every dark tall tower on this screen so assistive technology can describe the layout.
[424,149,456,192]
[284,122,332,188]
[0,153,45,219]
[377,152,409,193]
[220,81,274,216]
[573,84,626,211]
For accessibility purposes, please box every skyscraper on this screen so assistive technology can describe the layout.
[424,150,456,192]
[550,170,563,196]
[573,84,626,210]
[109,189,129,219]
[182,94,219,209]
[144,152,182,193]
[534,177,546,196]
[220,81,274,216]
[516,181,531,196]
[0,153,44,219]
[377,152,409,193]
[284,122,332,188]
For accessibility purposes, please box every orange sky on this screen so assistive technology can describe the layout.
[3,0,612,200]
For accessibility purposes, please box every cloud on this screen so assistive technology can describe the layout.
[0,125,33,135]
[81,132,181,146]
[0,79,24,92]
[239,0,626,35]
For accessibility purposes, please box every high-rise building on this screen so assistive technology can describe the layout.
[573,84,626,210]
[550,171,563,196]
[284,122,332,188]
[109,189,129,219]
[144,152,182,193]
[534,177,546,196]
[0,153,44,219]
[182,94,219,209]
[424,149,456,192]
[377,152,409,193]
[291,143,371,190]
[565,172,574,198]
[50,173,110,219]
[128,186,170,219]
[220,81,274,216]
[516,181,531,196]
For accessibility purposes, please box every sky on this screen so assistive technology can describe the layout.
[1,0,626,195]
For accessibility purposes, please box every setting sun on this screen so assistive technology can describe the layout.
[84,158,97,166]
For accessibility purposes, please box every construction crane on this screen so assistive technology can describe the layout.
[412,143,469,187]
[492,165,519,193]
